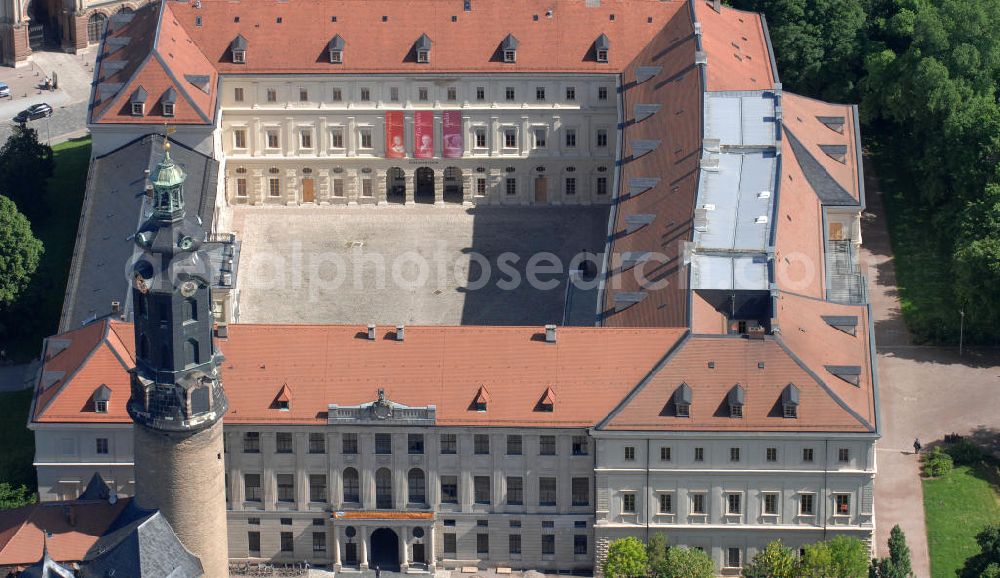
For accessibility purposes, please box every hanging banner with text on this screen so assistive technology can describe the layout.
[385,111,405,158]
[442,111,463,158]
[413,111,434,158]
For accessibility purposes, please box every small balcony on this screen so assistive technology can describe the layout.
[825,240,866,304]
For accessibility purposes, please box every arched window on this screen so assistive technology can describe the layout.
[407,468,426,505]
[342,468,360,503]
[375,468,393,509]
[116,5,133,14]
[183,298,197,321]
[184,338,200,366]
[87,13,107,44]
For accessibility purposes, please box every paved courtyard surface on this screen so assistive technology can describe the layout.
[0,50,95,145]
[231,205,609,326]
[862,157,1000,576]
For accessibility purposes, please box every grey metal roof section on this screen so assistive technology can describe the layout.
[130,86,147,103]
[628,177,659,196]
[183,74,210,94]
[784,127,858,206]
[60,135,219,331]
[691,91,779,290]
[825,365,862,386]
[674,382,692,405]
[230,34,247,50]
[328,34,345,51]
[819,143,848,163]
[595,33,610,51]
[82,509,203,578]
[635,66,661,84]
[624,213,655,233]
[501,33,518,50]
[782,383,800,405]
[78,471,113,501]
[631,140,660,157]
[20,546,75,578]
[634,103,660,122]
[816,115,845,133]
[415,33,433,50]
[728,384,745,405]
[160,86,177,104]
[822,315,858,336]
[613,292,647,311]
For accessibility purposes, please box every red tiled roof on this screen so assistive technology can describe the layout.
[602,335,873,432]
[694,1,774,91]
[774,129,827,299]
[781,93,861,202]
[0,499,129,567]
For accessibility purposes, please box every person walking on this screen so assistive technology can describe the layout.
[375,564,381,578]
[913,438,922,454]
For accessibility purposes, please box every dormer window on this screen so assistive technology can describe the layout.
[414,33,432,63]
[673,382,692,418]
[537,387,556,412]
[230,34,248,64]
[782,383,800,419]
[728,384,745,419]
[328,34,344,64]
[162,103,174,116]
[160,87,176,117]
[130,86,147,117]
[274,384,292,411]
[473,385,490,412]
[132,102,144,116]
[501,33,518,63]
[92,384,111,413]
[594,33,610,63]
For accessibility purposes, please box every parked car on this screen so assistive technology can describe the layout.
[14,103,53,123]
[0,83,10,98]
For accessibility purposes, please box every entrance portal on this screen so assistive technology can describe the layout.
[387,167,405,204]
[370,528,401,572]
[302,178,315,203]
[443,166,463,204]
[415,167,435,203]
[534,177,548,203]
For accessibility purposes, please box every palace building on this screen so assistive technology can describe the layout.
[28,0,879,575]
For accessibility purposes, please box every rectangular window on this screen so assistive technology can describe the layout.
[505,177,516,196]
[692,493,706,514]
[242,477,265,506]
[447,87,457,101]
[598,86,609,101]
[566,86,576,100]
[408,434,424,454]
[800,493,815,515]
[803,448,814,463]
[248,531,261,555]
[506,476,523,505]
[763,492,779,515]
[313,532,326,553]
[474,434,490,455]
[444,533,456,554]
[534,128,547,148]
[477,533,489,555]
[766,447,778,462]
[389,87,399,102]
[375,433,392,454]
[332,87,342,102]
[727,547,742,568]
[333,178,344,197]
[440,433,457,454]
[507,435,522,456]
[299,88,308,102]
[730,447,740,462]
[474,128,487,149]
[266,130,279,149]
[694,447,705,462]
[234,87,244,102]
[659,493,673,514]
[571,477,589,506]
[597,176,608,195]
[277,474,295,502]
[418,87,429,101]
[309,474,327,503]
[236,178,247,198]
[359,128,373,149]
[596,129,608,147]
[727,493,742,515]
[504,128,517,149]
[622,493,636,513]
[572,436,588,456]
[280,531,293,552]
[542,534,555,555]
[300,130,312,149]
[361,177,373,198]
[276,433,293,453]
[330,127,345,149]
[539,477,557,506]
[624,446,635,461]
[539,435,556,456]
[342,433,358,454]
[474,476,491,504]
[838,448,850,463]
[309,433,325,454]
[574,534,587,555]
[440,476,458,504]
[565,177,576,196]
[268,178,280,197]
[476,177,487,196]
[536,86,546,101]
[266,88,277,103]
[96,438,109,455]
[835,493,851,516]
[233,128,247,149]
[243,432,260,453]
[360,87,371,101]
[476,87,485,101]
[509,534,521,555]
[565,128,576,148]
[505,87,515,101]
[660,447,672,461]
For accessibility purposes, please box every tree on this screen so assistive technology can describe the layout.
[953,184,1000,341]
[0,482,36,510]
[798,537,870,578]
[959,525,1000,578]
[646,533,669,571]
[0,195,43,308]
[743,540,796,578]
[921,446,954,478]
[872,525,914,578]
[603,537,648,578]
[0,124,54,220]
[651,546,714,578]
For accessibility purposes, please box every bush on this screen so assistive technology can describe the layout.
[923,447,955,478]
[946,439,985,466]
[0,483,36,510]
[604,537,649,578]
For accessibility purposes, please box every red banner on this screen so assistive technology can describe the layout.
[385,111,405,158]
[442,111,463,158]
[413,111,434,158]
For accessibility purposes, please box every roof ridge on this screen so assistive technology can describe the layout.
[91,2,165,124]
[34,320,111,422]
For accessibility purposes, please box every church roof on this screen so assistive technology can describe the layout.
[80,507,202,578]
[0,497,128,568]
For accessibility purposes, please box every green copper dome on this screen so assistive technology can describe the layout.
[152,149,186,188]
[151,144,187,220]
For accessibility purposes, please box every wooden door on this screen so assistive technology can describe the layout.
[302,178,315,203]
[828,221,845,241]
[534,177,547,203]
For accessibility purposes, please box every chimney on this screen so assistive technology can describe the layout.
[110,301,121,315]
[367,324,376,340]
[712,0,721,12]
[544,324,557,343]
[395,324,405,341]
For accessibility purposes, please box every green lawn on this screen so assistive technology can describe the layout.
[0,136,91,361]
[923,464,1000,578]
[0,389,36,491]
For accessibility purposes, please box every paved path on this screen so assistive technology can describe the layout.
[0,361,39,392]
[0,50,94,145]
[862,156,1000,577]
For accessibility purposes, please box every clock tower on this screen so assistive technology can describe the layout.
[127,140,230,578]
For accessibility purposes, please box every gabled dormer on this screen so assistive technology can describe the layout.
[472,385,490,412]
[594,33,610,63]
[273,383,292,410]
[414,33,432,63]
[328,34,345,64]
[92,384,112,413]
[536,386,556,412]
[230,34,247,64]
[781,383,800,418]
[673,382,692,417]
[728,384,745,418]
[160,87,176,117]
[501,33,519,63]
[130,86,147,116]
